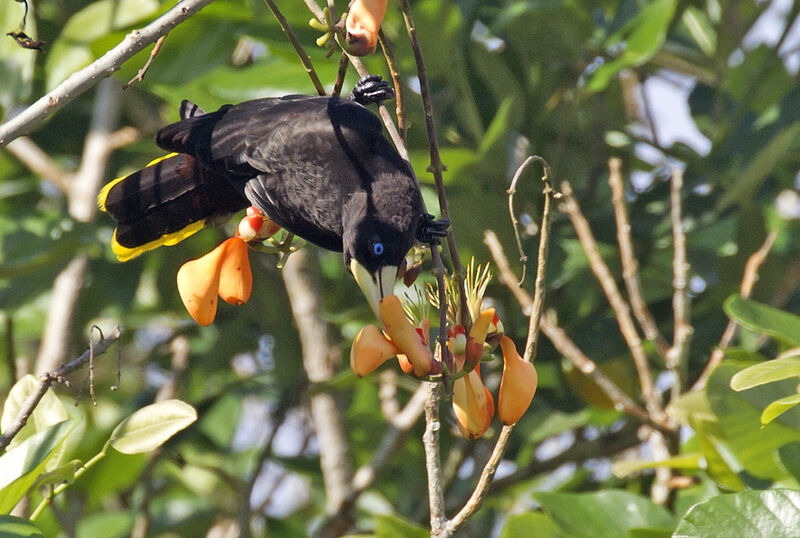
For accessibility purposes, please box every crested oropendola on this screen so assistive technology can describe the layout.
[98,75,448,316]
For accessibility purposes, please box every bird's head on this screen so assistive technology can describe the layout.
[343,193,417,319]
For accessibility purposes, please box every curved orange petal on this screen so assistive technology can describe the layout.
[498,336,538,425]
[453,369,493,439]
[351,324,399,376]
[465,308,495,368]
[218,237,252,305]
[380,295,433,377]
[176,241,229,326]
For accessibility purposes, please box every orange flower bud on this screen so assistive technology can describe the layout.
[218,237,252,305]
[345,0,387,56]
[350,324,400,376]
[176,240,229,326]
[380,295,433,377]
[397,318,429,375]
[497,336,538,425]
[453,368,494,439]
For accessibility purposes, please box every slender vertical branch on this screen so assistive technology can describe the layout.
[423,383,446,534]
[262,0,326,96]
[332,51,349,96]
[667,168,692,398]
[608,158,669,357]
[559,182,666,423]
[378,29,407,144]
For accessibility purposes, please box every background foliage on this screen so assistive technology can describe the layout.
[2,0,800,536]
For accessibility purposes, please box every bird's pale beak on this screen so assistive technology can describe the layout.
[350,260,398,320]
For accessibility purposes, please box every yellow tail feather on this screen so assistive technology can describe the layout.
[111,220,206,262]
[98,153,179,212]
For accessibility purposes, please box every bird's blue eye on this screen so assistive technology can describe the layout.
[373,242,384,256]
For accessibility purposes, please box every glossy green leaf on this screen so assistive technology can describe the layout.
[762,394,800,426]
[708,361,800,479]
[532,490,675,538]
[374,514,429,538]
[586,0,678,92]
[731,353,800,391]
[0,419,77,513]
[612,453,702,478]
[501,512,562,538]
[674,489,800,537]
[1,375,68,450]
[0,515,44,537]
[682,7,716,57]
[724,295,800,347]
[107,400,197,455]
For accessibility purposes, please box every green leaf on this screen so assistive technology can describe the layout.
[374,514,429,538]
[611,453,702,478]
[0,515,44,537]
[708,361,800,479]
[501,512,562,538]
[0,419,77,513]
[1,375,68,449]
[107,400,197,455]
[778,442,800,483]
[674,489,800,537]
[0,1,36,116]
[531,490,675,538]
[586,0,678,92]
[724,295,800,347]
[682,7,716,57]
[762,394,800,426]
[731,352,800,391]
[45,0,160,89]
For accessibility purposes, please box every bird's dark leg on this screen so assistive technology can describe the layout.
[416,213,450,245]
[351,74,395,106]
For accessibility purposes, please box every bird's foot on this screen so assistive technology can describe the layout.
[416,213,450,245]
[351,74,395,106]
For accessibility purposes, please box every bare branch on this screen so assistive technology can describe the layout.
[607,158,669,357]
[5,136,69,191]
[423,382,446,534]
[559,181,667,423]
[667,168,692,398]
[124,34,167,90]
[378,29,407,144]
[262,0,326,97]
[0,0,215,146]
[691,230,778,391]
[0,326,121,452]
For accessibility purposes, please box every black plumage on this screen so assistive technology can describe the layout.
[99,76,433,309]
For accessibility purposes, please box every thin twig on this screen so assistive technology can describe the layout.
[506,156,551,285]
[559,181,666,423]
[332,51,349,96]
[3,313,16,385]
[124,34,167,90]
[607,158,669,357]
[691,230,778,391]
[0,326,121,452]
[667,168,692,399]
[484,231,670,430]
[262,0,326,96]
[378,29,407,144]
[430,244,452,373]
[0,0,215,146]
[446,164,555,534]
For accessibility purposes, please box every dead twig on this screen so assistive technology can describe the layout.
[0,326,121,452]
[124,35,167,90]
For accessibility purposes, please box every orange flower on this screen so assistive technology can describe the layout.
[453,367,494,439]
[345,0,387,56]
[380,295,434,377]
[465,308,495,370]
[397,318,429,375]
[176,237,253,326]
[350,324,400,376]
[497,336,538,425]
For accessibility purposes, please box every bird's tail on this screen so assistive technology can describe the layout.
[98,153,247,261]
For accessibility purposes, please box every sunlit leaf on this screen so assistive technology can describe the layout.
[374,514,429,538]
[674,489,800,537]
[761,394,800,426]
[731,352,800,391]
[612,453,702,478]
[501,512,561,538]
[1,375,68,450]
[107,400,197,455]
[0,419,77,513]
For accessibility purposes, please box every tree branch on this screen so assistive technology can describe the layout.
[0,325,121,452]
[0,0,215,146]
[667,168,692,399]
[607,158,669,357]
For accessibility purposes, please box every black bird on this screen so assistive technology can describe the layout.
[98,76,447,315]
